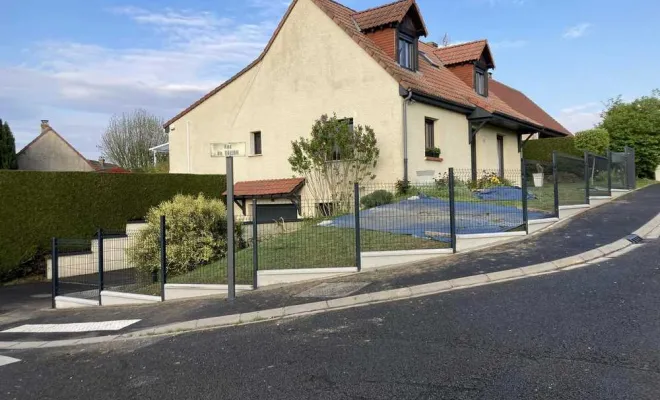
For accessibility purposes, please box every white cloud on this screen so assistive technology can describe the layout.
[556,102,603,132]
[563,23,592,39]
[1,4,282,156]
[491,40,529,49]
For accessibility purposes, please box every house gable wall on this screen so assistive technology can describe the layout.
[17,131,93,172]
[168,0,402,183]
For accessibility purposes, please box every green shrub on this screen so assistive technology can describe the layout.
[0,171,225,283]
[524,137,582,162]
[395,179,411,196]
[360,190,394,209]
[128,194,241,277]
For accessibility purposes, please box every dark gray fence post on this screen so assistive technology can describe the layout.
[626,146,636,189]
[159,215,167,302]
[226,156,236,300]
[252,198,258,290]
[98,228,104,305]
[354,183,362,272]
[552,151,559,218]
[607,150,613,195]
[51,237,59,309]
[521,159,529,234]
[448,168,457,253]
[584,151,590,205]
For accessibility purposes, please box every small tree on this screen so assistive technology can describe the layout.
[289,114,379,213]
[98,109,167,170]
[0,119,18,170]
[600,90,660,178]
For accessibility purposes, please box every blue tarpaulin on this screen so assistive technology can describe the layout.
[473,186,536,201]
[324,194,552,241]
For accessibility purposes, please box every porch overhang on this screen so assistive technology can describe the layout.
[224,178,305,216]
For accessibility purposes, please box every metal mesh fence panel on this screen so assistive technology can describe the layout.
[358,182,451,251]
[452,169,527,234]
[587,153,611,197]
[56,237,99,301]
[103,229,162,297]
[256,198,357,270]
[524,159,557,219]
[555,153,588,206]
[611,150,630,190]
[161,217,252,287]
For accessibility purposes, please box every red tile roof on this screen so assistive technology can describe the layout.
[489,79,571,136]
[230,178,305,198]
[352,0,416,31]
[433,40,492,67]
[165,0,564,135]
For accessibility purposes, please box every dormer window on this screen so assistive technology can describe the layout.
[398,32,417,70]
[475,67,487,96]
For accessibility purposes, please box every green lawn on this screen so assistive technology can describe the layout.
[161,224,449,287]
[637,178,658,189]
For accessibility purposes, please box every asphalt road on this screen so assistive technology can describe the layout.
[2,239,660,399]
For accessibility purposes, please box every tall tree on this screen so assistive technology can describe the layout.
[289,114,379,213]
[0,119,18,170]
[574,128,610,155]
[98,109,167,170]
[600,89,660,178]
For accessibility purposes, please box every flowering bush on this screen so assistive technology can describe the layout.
[468,172,512,190]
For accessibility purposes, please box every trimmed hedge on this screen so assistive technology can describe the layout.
[0,171,226,282]
[523,137,582,162]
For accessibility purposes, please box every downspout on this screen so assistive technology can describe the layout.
[186,121,191,173]
[402,89,413,183]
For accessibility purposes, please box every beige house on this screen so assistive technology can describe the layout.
[18,120,127,173]
[164,0,570,215]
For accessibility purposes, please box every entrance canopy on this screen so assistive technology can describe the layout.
[148,143,169,165]
[225,177,305,215]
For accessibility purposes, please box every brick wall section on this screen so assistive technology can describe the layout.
[447,63,474,89]
[366,28,397,59]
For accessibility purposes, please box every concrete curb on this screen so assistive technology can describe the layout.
[2,206,658,351]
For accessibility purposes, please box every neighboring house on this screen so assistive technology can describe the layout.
[163,0,570,216]
[17,120,129,173]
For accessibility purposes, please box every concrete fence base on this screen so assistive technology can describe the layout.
[589,196,612,207]
[164,284,252,301]
[611,189,630,198]
[257,267,358,287]
[558,204,591,219]
[361,248,453,270]
[455,231,527,252]
[55,296,99,309]
[100,291,161,306]
[527,218,559,234]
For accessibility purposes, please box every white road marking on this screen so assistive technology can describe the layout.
[1,320,141,333]
[0,355,21,367]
